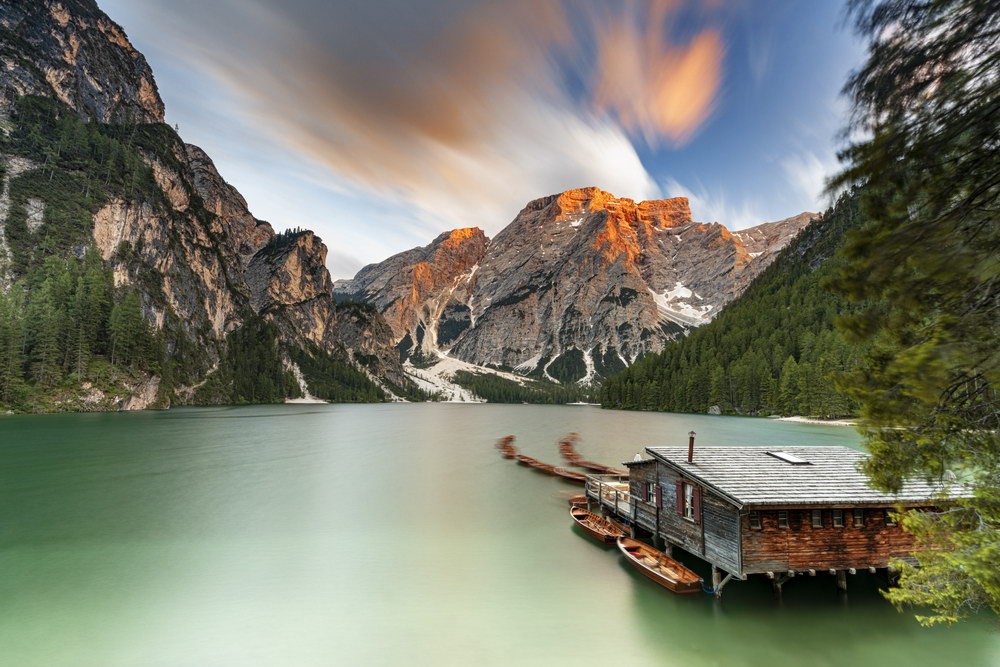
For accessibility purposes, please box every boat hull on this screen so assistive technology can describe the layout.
[570,507,626,544]
[617,538,703,594]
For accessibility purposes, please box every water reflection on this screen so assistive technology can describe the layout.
[0,404,996,667]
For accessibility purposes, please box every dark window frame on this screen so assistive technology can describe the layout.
[853,509,865,527]
[811,509,823,528]
[749,510,761,530]
[833,509,844,528]
[778,510,789,529]
[885,509,898,527]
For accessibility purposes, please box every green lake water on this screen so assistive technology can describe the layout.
[0,404,996,666]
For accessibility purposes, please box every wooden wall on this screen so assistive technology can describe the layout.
[655,464,704,556]
[702,493,741,574]
[628,462,657,533]
[740,507,919,573]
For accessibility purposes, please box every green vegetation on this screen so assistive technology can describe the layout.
[600,193,864,417]
[0,95,400,410]
[0,249,160,410]
[192,318,299,405]
[452,370,595,404]
[287,343,386,402]
[830,0,1000,625]
[1,96,162,277]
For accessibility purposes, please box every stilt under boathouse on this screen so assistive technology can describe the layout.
[585,434,960,597]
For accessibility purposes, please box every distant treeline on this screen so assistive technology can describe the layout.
[452,370,595,404]
[600,193,864,418]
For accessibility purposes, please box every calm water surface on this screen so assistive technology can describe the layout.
[0,404,996,666]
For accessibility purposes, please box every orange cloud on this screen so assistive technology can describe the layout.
[145,0,727,233]
[590,4,724,145]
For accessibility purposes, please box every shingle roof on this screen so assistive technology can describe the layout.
[645,445,960,508]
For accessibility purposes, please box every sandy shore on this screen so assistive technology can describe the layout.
[774,415,857,427]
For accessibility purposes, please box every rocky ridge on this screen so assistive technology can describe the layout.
[0,0,411,407]
[339,187,815,384]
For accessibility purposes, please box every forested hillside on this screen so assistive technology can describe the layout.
[0,96,391,410]
[600,192,864,417]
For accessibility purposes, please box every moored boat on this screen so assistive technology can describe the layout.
[553,467,587,484]
[496,435,518,459]
[515,454,557,474]
[616,537,703,594]
[570,506,627,543]
[567,494,588,507]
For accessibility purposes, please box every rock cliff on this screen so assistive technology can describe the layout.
[339,187,815,383]
[0,0,411,407]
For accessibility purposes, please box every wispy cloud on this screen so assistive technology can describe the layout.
[780,150,838,211]
[121,0,731,235]
[662,177,767,230]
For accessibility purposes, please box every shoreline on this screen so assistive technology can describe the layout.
[773,415,858,427]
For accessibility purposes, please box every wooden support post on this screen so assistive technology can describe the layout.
[836,569,848,592]
[712,566,721,591]
[828,568,836,576]
[662,542,673,557]
[772,572,793,598]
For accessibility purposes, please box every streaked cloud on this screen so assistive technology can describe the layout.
[590,2,724,145]
[780,150,837,211]
[663,177,768,230]
[113,0,730,236]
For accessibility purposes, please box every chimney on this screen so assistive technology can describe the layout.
[687,431,696,463]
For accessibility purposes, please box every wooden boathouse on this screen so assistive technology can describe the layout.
[585,437,957,596]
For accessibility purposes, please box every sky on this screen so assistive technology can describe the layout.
[100,0,865,279]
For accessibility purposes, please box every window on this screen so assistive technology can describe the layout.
[853,509,865,527]
[645,482,655,503]
[778,510,789,529]
[749,511,761,529]
[833,509,844,528]
[683,483,695,520]
[811,509,823,528]
[885,510,898,527]
[676,481,701,524]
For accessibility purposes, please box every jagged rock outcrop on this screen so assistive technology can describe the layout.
[0,0,411,406]
[340,187,815,383]
[0,0,164,123]
[338,228,489,358]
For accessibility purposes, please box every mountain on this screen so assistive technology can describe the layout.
[338,187,814,384]
[600,191,863,417]
[0,0,416,410]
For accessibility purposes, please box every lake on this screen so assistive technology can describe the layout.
[0,404,996,666]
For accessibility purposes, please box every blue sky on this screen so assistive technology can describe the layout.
[101,0,863,278]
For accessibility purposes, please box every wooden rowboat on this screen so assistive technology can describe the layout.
[515,454,557,474]
[553,467,587,484]
[567,494,588,507]
[495,435,518,459]
[616,537,703,594]
[570,506,627,543]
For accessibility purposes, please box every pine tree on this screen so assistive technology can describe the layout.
[831,0,1000,624]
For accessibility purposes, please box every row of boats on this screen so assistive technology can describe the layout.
[495,435,590,483]
[569,498,703,595]
[496,434,703,595]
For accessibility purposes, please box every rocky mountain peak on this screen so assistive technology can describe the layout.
[0,0,165,123]
[340,187,817,384]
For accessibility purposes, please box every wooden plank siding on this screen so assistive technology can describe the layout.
[655,464,705,557]
[628,461,658,533]
[702,493,741,574]
[740,507,919,573]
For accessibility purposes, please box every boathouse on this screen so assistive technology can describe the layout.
[592,440,958,594]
